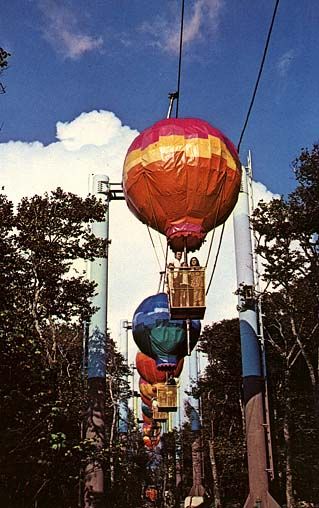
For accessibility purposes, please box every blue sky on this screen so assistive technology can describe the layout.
[1,0,318,196]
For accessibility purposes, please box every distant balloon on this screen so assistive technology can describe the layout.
[141,391,152,407]
[136,352,183,384]
[142,403,153,420]
[123,118,241,252]
[133,293,201,369]
[143,435,160,449]
[142,412,152,425]
[143,422,161,438]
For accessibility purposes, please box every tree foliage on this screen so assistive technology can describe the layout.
[0,47,10,94]
[197,319,247,507]
[250,144,319,507]
[0,189,144,508]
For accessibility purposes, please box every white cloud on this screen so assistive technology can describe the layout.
[277,49,295,78]
[140,0,223,54]
[36,0,103,59]
[0,110,276,380]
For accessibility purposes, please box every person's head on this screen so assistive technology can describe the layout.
[190,257,200,267]
[181,261,188,267]
[175,251,182,260]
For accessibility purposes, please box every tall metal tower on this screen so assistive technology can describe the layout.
[84,175,124,508]
[233,162,280,508]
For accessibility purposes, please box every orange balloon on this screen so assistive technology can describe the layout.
[123,118,241,252]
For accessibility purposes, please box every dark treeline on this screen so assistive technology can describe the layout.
[0,189,146,507]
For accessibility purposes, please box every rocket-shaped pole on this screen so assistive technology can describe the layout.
[186,349,205,500]
[118,320,131,434]
[84,175,110,508]
[233,165,280,508]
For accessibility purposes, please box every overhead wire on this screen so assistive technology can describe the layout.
[206,0,281,296]
[237,0,281,153]
[175,0,185,118]
[145,0,186,278]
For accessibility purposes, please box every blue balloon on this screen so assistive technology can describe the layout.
[133,293,201,369]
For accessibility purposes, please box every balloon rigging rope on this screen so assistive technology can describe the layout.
[157,243,169,294]
[147,225,162,271]
[142,173,167,271]
[237,0,280,153]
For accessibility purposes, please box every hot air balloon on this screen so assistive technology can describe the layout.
[143,435,160,449]
[142,412,152,425]
[133,293,201,369]
[141,391,153,407]
[123,117,241,252]
[139,377,163,402]
[143,422,161,438]
[136,352,183,384]
[142,403,153,421]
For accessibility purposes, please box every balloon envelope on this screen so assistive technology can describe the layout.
[142,403,153,420]
[133,293,201,369]
[136,352,183,384]
[123,118,241,252]
[142,413,152,425]
[139,377,163,401]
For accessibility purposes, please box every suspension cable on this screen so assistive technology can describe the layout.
[206,223,226,296]
[237,0,280,153]
[205,0,280,294]
[204,174,227,268]
[204,228,216,268]
[175,0,185,118]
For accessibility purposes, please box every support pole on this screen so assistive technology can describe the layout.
[186,348,205,501]
[118,320,131,434]
[233,165,280,508]
[84,175,110,508]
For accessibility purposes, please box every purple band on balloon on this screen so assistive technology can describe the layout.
[166,222,204,238]
[156,357,177,370]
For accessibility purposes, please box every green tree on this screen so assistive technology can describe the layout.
[0,188,147,507]
[0,190,97,506]
[251,144,319,508]
[0,47,11,94]
[197,319,247,507]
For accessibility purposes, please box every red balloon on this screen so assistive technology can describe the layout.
[141,392,152,407]
[136,352,183,384]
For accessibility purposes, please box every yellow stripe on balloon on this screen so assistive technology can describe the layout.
[123,135,238,180]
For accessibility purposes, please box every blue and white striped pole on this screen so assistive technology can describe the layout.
[118,320,131,434]
[233,165,280,508]
[84,175,110,508]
